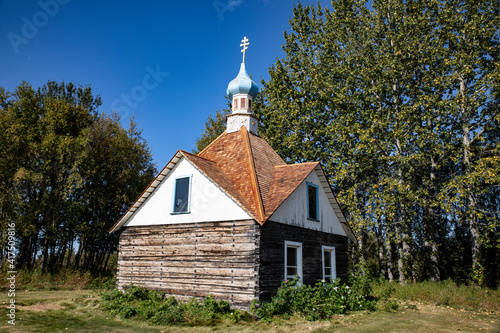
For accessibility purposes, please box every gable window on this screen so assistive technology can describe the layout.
[285,241,303,281]
[172,176,191,214]
[307,182,319,221]
[322,246,336,281]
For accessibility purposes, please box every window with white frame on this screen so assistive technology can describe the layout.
[307,182,319,221]
[322,246,336,281]
[172,175,191,214]
[285,241,303,281]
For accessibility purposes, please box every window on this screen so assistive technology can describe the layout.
[307,182,319,221]
[285,241,303,281]
[322,246,336,281]
[240,97,246,109]
[172,176,191,213]
[233,98,238,110]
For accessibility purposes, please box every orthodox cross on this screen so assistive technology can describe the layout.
[240,36,249,63]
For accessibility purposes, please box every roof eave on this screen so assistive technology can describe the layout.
[108,150,184,233]
[314,164,355,242]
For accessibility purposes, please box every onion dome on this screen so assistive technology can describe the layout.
[226,63,259,99]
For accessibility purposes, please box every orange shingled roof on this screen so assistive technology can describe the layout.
[198,126,287,223]
[264,162,320,220]
[111,125,352,237]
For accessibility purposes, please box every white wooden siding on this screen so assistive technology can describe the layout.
[124,156,251,227]
[269,171,347,236]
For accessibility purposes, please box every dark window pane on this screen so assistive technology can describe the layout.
[308,185,317,219]
[287,247,297,266]
[174,177,190,213]
[324,251,331,268]
[287,267,297,275]
[325,268,331,276]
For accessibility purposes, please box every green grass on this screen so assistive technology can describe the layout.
[372,279,500,313]
[1,278,499,332]
[0,268,114,292]
[1,287,499,332]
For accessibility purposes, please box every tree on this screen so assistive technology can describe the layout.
[249,0,500,286]
[193,108,230,154]
[0,81,156,272]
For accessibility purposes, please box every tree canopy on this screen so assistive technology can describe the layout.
[253,0,500,287]
[0,81,156,272]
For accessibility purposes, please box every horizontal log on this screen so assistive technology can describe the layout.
[118,248,257,258]
[121,221,256,235]
[117,276,256,289]
[118,260,256,269]
[117,265,256,277]
[119,235,256,247]
[117,279,257,294]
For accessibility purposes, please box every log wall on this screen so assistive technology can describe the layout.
[257,220,348,302]
[117,219,349,308]
[117,220,259,309]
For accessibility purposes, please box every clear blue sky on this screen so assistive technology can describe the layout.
[1,0,331,168]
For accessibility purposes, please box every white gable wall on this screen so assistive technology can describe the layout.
[269,171,347,236]
[124,156,251,227]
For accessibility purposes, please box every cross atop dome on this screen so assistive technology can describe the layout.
[226,36,259,135]
[240,36,250,63]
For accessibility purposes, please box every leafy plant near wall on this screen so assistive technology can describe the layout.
[250,274,376,322]
[100,285,250,326]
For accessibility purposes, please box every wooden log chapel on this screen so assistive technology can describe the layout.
[109,37,355,309]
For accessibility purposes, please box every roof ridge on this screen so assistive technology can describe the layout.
[181,149,215,163]
[248,132,286,164]
[273,161,319,168]
[240,127,265,224]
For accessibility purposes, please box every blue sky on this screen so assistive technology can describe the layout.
[1,0,332,168]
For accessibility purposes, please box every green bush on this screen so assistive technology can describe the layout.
[90,275,117,291]
[119,305,137,319]
[250,276,377,322]
[100,285,246,326]
[150,305,184,325]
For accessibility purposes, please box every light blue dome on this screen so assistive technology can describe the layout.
[226,63,259,99]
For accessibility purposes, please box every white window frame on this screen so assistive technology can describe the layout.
[171,174,192,214]
[284,240,303,281]
[321,245,336,281]
[307,182,320,221]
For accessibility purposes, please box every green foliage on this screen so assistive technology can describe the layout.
[90,275,117,291]
[250,276,376,322]
[0,81,156,272]
[372,279,500,312]
[383,300,400,312]
[100,285,246,326]
[0,267,103,291]
[193,108,229,153]
[250,0,500,287]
